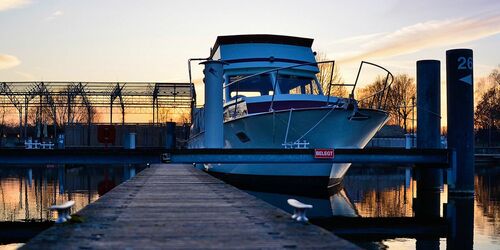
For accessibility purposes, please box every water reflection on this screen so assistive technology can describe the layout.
[343,167,415,217]
[225,165,499,250]
[246,189,358,218]
[0,164,145,222]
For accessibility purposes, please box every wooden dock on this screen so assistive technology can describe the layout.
[22,164,358,249]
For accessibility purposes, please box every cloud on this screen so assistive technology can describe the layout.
[328,32,387,46]
[337,12,500,63]
[0,54,21,70]
[46,10,64,20]
[0,0,31,11]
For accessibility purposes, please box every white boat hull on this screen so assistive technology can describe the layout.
[189,107,388,186]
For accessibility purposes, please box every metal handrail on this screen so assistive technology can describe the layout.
[269,69,279,111]
[325,61,335,105]
[351,61,393,96]
[188,57,209,123]
[187,58,209,85]
[356,74,394,110]
[224,60,336,114]
[218,59,393,119]
[353,61,394,110]
[224,60,335,89]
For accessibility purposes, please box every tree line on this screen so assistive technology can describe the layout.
[315,54,416,133]
[356,74,416,133]
[316,54,498,145]
[474,66,499,146]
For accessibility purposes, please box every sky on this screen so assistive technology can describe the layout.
[0,0,499,123]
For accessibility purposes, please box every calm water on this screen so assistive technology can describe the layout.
[241,165,500,250]
[0,164,146,222]
[0,164,497,249]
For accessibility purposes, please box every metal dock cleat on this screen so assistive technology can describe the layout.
[49,200,75,223]
[287,199,313,222]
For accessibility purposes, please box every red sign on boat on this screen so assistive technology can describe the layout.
[314,149,335,159]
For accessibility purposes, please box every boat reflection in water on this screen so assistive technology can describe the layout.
[246,189,358,219]
[216,164,499,250]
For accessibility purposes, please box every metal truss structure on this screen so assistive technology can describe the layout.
[0,82,194,139]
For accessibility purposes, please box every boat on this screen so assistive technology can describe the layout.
[188,34,391,189]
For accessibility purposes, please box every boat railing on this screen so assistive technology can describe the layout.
[192,58,394,121]
[354,61,394,110]
[224,60,337,117]
[224,60,394,117]
[188,57,209,123]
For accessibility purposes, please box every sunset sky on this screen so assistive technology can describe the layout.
[0,0,499,123]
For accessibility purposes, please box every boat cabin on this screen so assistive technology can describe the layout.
[209,35,337,119]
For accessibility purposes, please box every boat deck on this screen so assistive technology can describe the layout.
[22,164,358,249]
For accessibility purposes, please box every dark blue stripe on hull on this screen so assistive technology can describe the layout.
[246,100,326,113]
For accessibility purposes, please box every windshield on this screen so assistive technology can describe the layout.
[226,73,274,100]
[278,74,322,95]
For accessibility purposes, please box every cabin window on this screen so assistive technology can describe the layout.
[278,75,321,95]
[227,74,274,99]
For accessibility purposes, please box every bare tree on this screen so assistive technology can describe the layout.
[158,107,191,124]
[490,66,500,85]
[315,52,348,97]
[0,102,6,144]
[475,65,499,107]
[474,66,500,146]
[388,74,416,132]
[356,74,416,132]
[70,95,98,124]
[475,86,500,129]
[53,94,69,127]
[27,88,99,129]
[356,76,386,105]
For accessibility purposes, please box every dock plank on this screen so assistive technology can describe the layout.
[23,164,359,249]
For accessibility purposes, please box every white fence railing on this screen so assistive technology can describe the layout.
[25,140,54,149]
[367,135,447,148]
